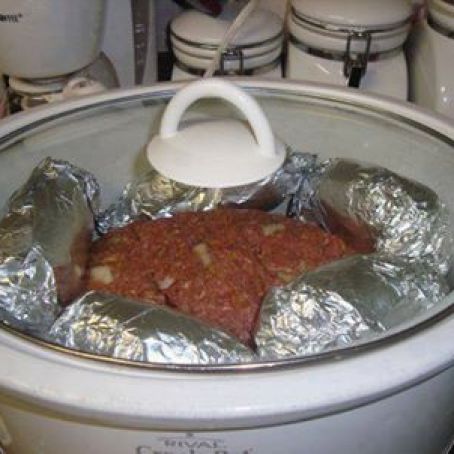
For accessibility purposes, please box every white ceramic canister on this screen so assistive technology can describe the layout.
[286,0,413,100]
[0,0,107,79]
[409,0,454,119]
[170,8,284,80]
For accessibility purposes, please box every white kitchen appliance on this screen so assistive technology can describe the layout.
[286,0,413,100]
[1,80,454,453]
[102,0,157,87]
[170,8,284,80]
[0,0,106,80]
[409,0,454,119]
[0,0,157,112]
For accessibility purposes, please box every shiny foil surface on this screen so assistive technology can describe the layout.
[97,151,315,232]
[297,159,453,274]
[255,254,448,358]
[0,246,57,336]
[49,292,255,364]
[1,153,452,364]
[0,158,99,333]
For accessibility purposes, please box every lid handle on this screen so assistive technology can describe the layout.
[159,78,277,158]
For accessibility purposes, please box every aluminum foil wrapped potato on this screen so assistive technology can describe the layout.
[0,247,58,335]
[49,292,255,364]
[291,159,453,274]
[0,158,99,333]
[255,254,448,358]
[97,151,314,233]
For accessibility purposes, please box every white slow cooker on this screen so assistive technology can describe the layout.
[1,80,454,454]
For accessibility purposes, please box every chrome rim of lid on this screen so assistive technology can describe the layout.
[173,55,282,77]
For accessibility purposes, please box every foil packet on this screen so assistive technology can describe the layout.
[97,150,315,233]
[49,292,255,365]
[255,254,448,359]
[0,158,99,334]
[289,159,453,274]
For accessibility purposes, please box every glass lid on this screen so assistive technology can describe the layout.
[1,80,454,372]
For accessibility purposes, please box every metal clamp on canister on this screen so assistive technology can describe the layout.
[220,47,245,75]
[170,8,284,80]
[343,32,372,88]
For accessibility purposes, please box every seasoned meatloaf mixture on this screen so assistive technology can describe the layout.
[86,209,356,344]
[87,225,166,305]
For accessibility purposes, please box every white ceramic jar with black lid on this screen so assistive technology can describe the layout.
[286,0,413,99]
[170,8,284,80]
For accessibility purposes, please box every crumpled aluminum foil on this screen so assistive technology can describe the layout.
[289,159,453,274]
[49,292,255,364]
[97,150,315,233]
[0,158,99,334]
[255,254,448,359]
[0,246,57,336]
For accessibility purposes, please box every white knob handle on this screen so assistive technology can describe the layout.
[159,78,277,158]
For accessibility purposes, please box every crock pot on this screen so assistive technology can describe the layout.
[1,80,454,454]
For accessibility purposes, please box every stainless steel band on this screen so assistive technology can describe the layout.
[170,29,283,52]
[174,55,282,76]
[172,41,282,62]
[290,7,412,34]
[288,34,403,62]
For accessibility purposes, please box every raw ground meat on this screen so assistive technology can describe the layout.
[86,209,358,344]
[87,224,166,305]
